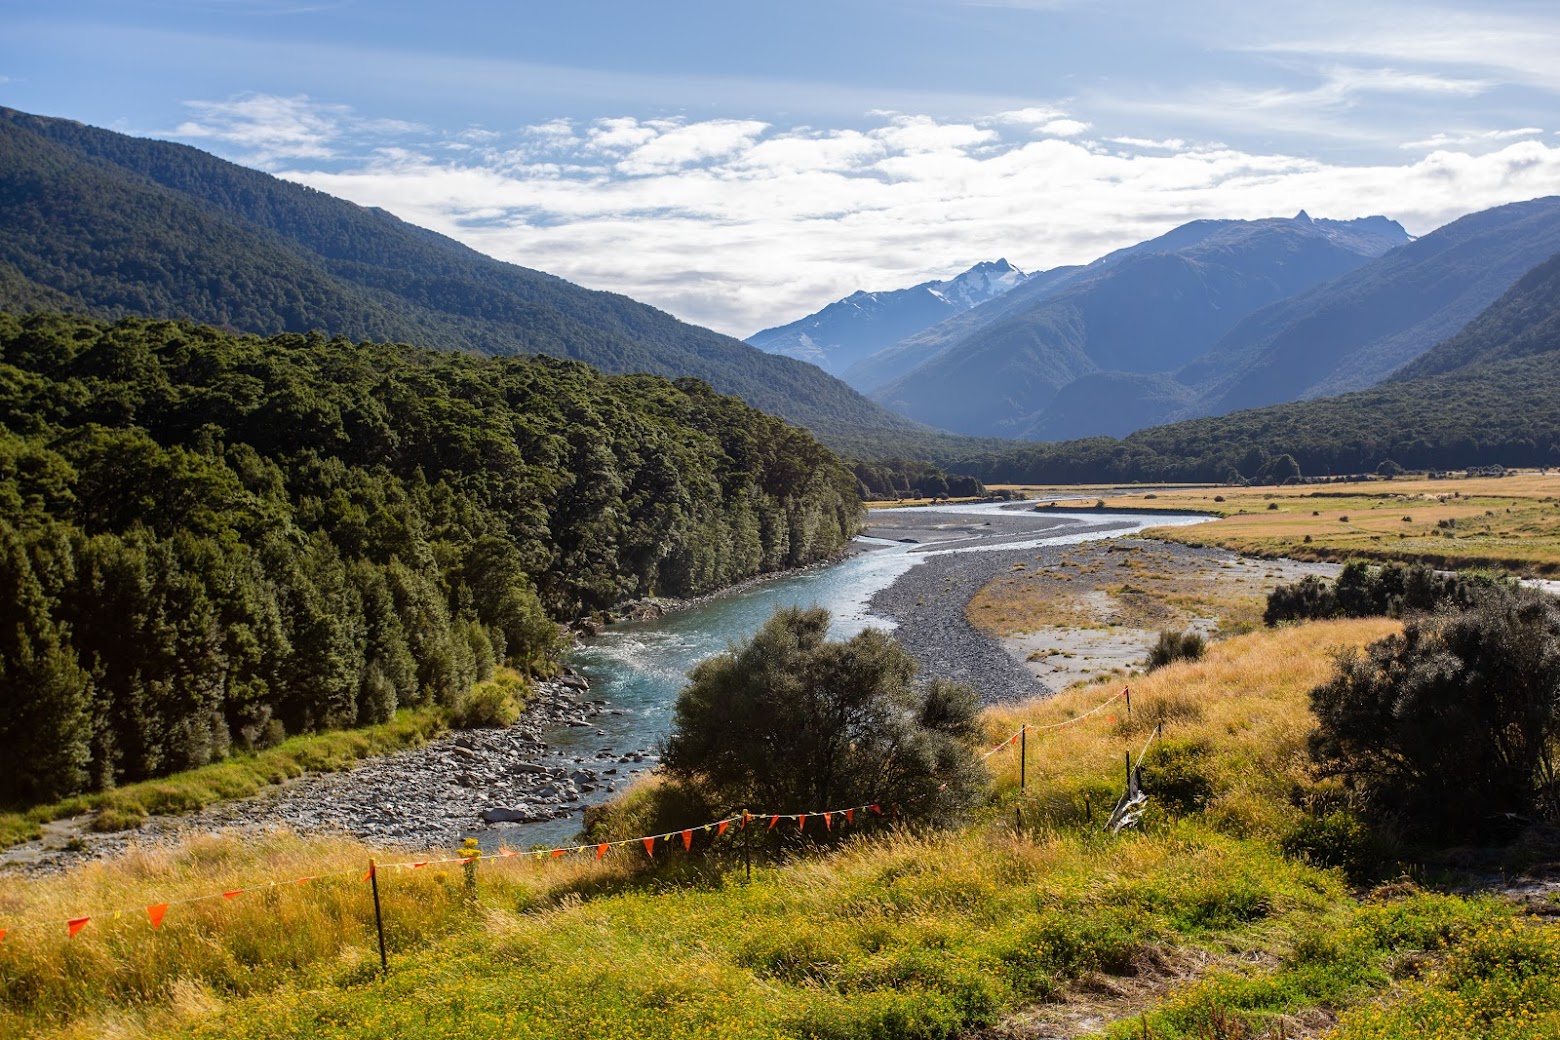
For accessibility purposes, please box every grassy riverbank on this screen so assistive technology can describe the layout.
[1026,473,1560,574]
[4,621,1556,1039]
[0,669,535,854]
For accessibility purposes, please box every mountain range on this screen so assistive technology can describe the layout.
[745,259,1029,376]
[751,198,1560,444]
[0,107,923,448]
[852,214,1412,438]
[943,240,1560,483]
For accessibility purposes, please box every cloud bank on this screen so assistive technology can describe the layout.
[176,95,1559,337]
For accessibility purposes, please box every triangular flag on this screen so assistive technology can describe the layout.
[412,862,428,869]
[498,848,517,858]
[741,811,751,829]
[0,928,6,943]
[823,812,832,831]
[797,814,807,832]
[67,917,90,938]
[363,864,376,882]
[869,804,882,815]
[296,876,312,885]
[460,857,475,864]
[146,904,169,930]
[845,808,854,825]
[768,815,780,830]
[596,843,608,861]
[642,836,655,858]
[717,820,729,837]
[223,890,243,900]
[551,849,566,859]
[681,829,693,851]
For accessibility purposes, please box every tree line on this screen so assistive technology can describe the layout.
[0,313,862,804]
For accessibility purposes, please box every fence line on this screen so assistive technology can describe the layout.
[0,801,886,942]
[981,686,1129,760]
[1,685,1150,947]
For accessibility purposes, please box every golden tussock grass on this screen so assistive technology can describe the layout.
[1020,472,1560,575]
[981,618,1400,837]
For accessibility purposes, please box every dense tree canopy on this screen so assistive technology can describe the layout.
[0,312,861,804]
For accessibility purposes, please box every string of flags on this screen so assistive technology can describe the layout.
[0,801,886,945]
[981,686,1130,760]
[1,687,1143,947]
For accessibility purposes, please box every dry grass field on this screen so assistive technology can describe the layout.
[1021,472,1560,575]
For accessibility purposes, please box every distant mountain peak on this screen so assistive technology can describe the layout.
[1294,210,1312,223]
[746,259,1032,378]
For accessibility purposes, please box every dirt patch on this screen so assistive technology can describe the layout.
[967,542,1336,690]
[973,945,1337,1039]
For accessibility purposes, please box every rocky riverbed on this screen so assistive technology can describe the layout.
[0,676,664,876]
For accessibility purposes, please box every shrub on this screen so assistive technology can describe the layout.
[1308,587,1560,840]
[449,669,528,728]
[1146,629,1206,671]
[663,607,986,824]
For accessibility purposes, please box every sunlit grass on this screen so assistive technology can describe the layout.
[4,622,1555,1039]
[1022,472,1560,575]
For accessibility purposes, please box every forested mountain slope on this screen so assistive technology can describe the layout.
[1390,250,1560,381]
[0,108,922,445]
[0,312,861,804]
[943,249,1560,482]
[1184,196,1560,416]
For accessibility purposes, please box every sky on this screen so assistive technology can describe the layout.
[4,0,1559,337]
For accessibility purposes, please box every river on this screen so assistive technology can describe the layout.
[511,503,1210,847]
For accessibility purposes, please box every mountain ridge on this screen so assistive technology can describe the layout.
[0,106,925,447]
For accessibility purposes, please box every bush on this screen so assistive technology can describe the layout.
[449,669,528,728]
[1146,629,1206,671]
[662,607,986,824]
[1308,586,1560,840]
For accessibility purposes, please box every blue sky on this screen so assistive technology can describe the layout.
[4,0,1559,335]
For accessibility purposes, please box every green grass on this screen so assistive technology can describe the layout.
[0,708,447,849]
[3,628,1557,1039]
[0,669,537,850]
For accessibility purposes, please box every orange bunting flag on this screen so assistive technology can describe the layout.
[363,864,376,882]
[296,876,312,885]
[1106,715,1117,723]
[0,929,6,944]
[642,836,656,858]
[67,917,90,938]
[797,814,807,832]
[768,815,780,830]
[596,843,608,861]
[741,811,751,829]
[551,849,566,859]
[845,808,854,826]
[823,812,832,831]
[460,857,475,864]
[498,847,517,858]
[223,890,243,900]
[870,804,882,815]
[681,829,693,850]
[412,861,428,869]
[146,903,169,930]
[717,820,730,837]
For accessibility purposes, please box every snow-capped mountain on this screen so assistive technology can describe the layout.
[745,259,1029,381]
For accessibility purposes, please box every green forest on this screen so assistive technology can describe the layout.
[0,312,861,805]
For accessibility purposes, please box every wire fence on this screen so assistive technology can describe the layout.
[0,684,1161,955]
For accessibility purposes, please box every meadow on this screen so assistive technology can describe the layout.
[3,621,1556,1039]
[1023,472,1560,574]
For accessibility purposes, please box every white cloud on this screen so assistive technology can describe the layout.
[267,109,1560,338]
[1401,127,1544,150]
[618,119,770,175]
[1038,118,1091,137]
[170,93,424,167]
[988,106,1068,126]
